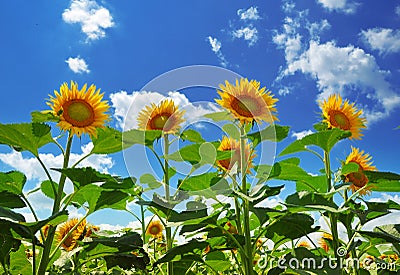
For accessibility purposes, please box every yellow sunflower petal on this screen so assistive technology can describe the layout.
[320,94,366,140]
[215,78,278,125]
[146,220,164,238]
[137,99,185,134]
[47,81,110,137]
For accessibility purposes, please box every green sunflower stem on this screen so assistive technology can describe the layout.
[240,125,253,275]
[37,132,73,275]
[163,134,173,275]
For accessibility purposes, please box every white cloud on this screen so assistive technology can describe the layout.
[316,0,358,14]
[360,28,400,55]
[207,36,228,67]
[237,6,261,21]
[283,41,400,124]
[232,26,259,46]
[110,90,220,130]
[0,142,113,182]
[65,56,90,74]
[278,87,291,96]
[292,130,314,140]
[62,0,114,41]
[396,6,400,16]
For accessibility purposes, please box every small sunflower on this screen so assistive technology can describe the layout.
[47,81,110,137]
[137,99,185,134]
[39,224,50,243]
[146,220,164,238]
[216,136,256,174]
[56,218,96,251]
[215,78,278,125]
[320,94,366,140]
[225,221,238,234]
[345,147,377,196]
[297,241,311,248]
[318,233,333,252]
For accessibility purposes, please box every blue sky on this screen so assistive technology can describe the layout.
[0,0,399,230]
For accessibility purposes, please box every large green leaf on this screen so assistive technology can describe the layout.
[285,191,340,213]
[40,180,63,200]
[355,200,400,225]
[0,123,54,156]
[8,244,31,275]
[180,129,205,143]
[123,129,162,148]
[104,254,150,271]
[279,128,351,156]
[91,127,124,154]
[247,125,290,147]
[203,111,234,122]
[55,167,118,189]
[0,191,25,209]
[168,142,231,165]
[179,173,231,198]
[365,171,400,192]
[31,111,60,123]
[0,171,26,195]
[154,239,208,264]
[85,231,143,252]
[0,207,25,222]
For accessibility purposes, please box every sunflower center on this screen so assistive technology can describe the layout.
[62,100,95,127]
[347,171,368,188]
[232,96,261,118]
[151,114,170,130]
[329,110,351,130]
[149,225,161,235]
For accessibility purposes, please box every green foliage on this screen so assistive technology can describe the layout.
[247,124,290,147]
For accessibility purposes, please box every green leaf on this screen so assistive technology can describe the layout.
[154,239,208,264]
[247,125,290,147]
[180,129,205,143]
[91,127,124,154]
[285,191,339,212]
[40,180,64,200]
[94,190,129,211]
[55,167,117,189]
[179,173,229,194]
[0,171,26,195]
[8,244,32,275]
[0,207,25,222]
[85,231,143,252]
[32,123,51,138]
[366,171,400,192]
[104,254,150,271]
[168,142,230,165]
[279,128,351,156]
[222,124,240,140]
[203,111,234,122]
[341,162,360,175]
[140,174,162,189]
[0,123,54,156]
[0,191,25,209]
[31,111,60,123]
[123,129,162,147]
[356,200,400,225]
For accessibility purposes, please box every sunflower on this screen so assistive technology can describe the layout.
[225,221,238,234]
[47,81,110,137]
[215,78,278,125]
[297,241,311,248]
[318,233,333,252]
[344,147,377,196]
[216,136,256,174]
[137,99,185,134]
[56,218,96,251]
[320,94,366,140]
[39,224,50,243]
[146,220,164,238]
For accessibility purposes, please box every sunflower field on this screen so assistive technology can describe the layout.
[0,78,400,275]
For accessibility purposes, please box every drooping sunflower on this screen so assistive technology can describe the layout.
[344,147,377,196]
[146,220,164,238]
[215,78,278,125]
[47,81,110,137]
[320,94,366,140]
[56,218,97,251]
[297,241,311,248]
[318,233,333,252]
[216,136,256,174]
[137,99,185,134]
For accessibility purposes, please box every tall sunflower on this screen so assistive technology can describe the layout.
[146,220,164,239]
[56,218,98,251]
[318,232,333,252]
[344,147,377,196]
[47,81,110,137]
[216,136,256,174]
[320,94,366,140]
[137,99,185,134]
[215,78,278,125]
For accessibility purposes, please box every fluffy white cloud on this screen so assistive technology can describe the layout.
[316,0,358,14]
[110,90,220,130]
[62,0,114,41]
[283,41,400,124]
[396,5,400,16]
[65,56,90,73]
[360,28,400,55]
[237,6,261,21]
[207,36,228,67]
[0,142,113,182]
[292,130,314,140]
[232,26,259,46]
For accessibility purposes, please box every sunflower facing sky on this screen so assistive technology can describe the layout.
[137,99,185,134]
[321,94,366,140]
[216,78,278,125]
[56,218,98,251]
[47,81,110,137]
[146,220,164,238]
[344,147,377,196]
[216,136,256,174]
